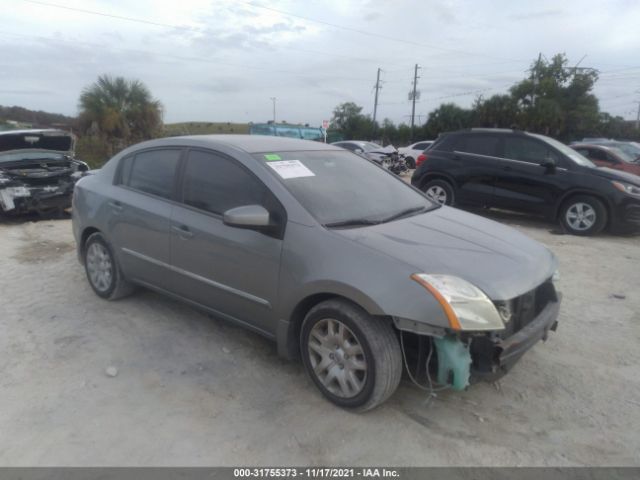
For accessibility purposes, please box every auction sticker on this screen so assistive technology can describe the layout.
[267,160,315,179]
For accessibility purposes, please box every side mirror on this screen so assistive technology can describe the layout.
[223,205,270,229]
[541,157,556,171]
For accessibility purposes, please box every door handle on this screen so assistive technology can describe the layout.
[108,201,123,212]
[172,225,194,239]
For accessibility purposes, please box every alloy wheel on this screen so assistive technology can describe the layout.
[86,242,114,292]
[426,185,448,204]
[565,202,596,231]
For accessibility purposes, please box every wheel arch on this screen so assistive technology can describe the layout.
[79,226,101,258]
[277,292,390,360]
[417,172,458,191]
[554,189,613,226]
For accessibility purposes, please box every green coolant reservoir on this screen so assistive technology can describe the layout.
[434,335,471,391]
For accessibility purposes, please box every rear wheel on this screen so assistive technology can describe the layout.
[84,232,135,299]
[559,195,607,236]
[422,179,455,206]
[300,299,402,411]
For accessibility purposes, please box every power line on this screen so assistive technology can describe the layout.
[16,0,405,69]
[240,1,529,63]
[21,0,193,30]
[21,0,530,64]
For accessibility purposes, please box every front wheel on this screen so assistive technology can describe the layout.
[559,195,607,236]
[300,299,402,411]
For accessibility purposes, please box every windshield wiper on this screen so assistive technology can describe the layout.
[379,205,430,223]
[324,218,382,228]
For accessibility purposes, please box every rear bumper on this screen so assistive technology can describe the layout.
[470,293,561,382]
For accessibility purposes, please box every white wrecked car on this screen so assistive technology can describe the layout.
[0,129,89,216]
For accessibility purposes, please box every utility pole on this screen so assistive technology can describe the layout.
[270,97,276,123]
[410,63,421,142]
[636,101,640,130]
[372,67,382,138]
[531,52,542,107]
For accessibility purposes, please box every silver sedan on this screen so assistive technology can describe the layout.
[72,135,561,410]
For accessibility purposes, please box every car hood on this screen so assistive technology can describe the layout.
[0,129,74,154]
[368,145,397,155]
[333,206,557,301]
[586,165,640,185]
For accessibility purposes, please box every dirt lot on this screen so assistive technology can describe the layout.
[0,210,639,466]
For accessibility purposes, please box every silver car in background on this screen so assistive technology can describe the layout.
[72,135,561,411]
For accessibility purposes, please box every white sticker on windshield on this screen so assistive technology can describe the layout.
[267,160,315,179]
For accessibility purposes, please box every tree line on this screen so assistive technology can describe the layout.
[3,52,638,167]
[331,54,640,146]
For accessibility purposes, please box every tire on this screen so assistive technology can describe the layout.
[300,299,402,412]
[559,195,607,236]
[405,156,416,169]
[84,232,135,300]
[422,179,455,206]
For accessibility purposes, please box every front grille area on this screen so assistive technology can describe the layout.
[499,280,557,337]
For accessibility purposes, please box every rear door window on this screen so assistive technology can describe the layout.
[123,149,182,199]
[458,135,500,157]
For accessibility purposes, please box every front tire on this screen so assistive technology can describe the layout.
[422,179,455,206]
[559,195,607,236]
[300,299,402,411]
[84,232,135,300]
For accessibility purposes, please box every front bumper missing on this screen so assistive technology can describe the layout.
[469,294,561,382]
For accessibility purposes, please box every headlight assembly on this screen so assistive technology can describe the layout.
[411,273,505,332]
[612,181,640,197]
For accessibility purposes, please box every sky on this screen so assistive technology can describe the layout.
[2,0,640,127]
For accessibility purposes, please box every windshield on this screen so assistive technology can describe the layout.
[255,150,437,226]
[533,134,596,167]
[611,142,640,160]
[0,151,66,163]
[609,147,636,163]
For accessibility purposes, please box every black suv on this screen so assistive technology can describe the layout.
[411,128,640,235]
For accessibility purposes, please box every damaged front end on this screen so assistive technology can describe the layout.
[395,276,561,391]
[0,129,89,216]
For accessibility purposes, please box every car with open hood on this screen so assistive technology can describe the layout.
[0,129,89,215]
[72,135,561,411]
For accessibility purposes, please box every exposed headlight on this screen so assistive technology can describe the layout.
[495,300,513,324]
[552,269,560,283]
[411,274,505,331]
[612,181,640,197]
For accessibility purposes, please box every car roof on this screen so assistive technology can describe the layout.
[159,134,342,153]
[0,128,72,137]
[572,143,614,151]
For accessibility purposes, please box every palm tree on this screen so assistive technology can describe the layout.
[78,75,163,152]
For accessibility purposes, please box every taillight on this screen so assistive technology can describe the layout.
[416,154,427,167]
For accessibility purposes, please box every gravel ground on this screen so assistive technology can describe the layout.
[0,209,638,466]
